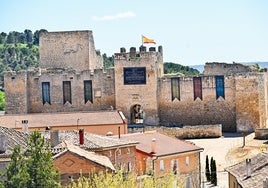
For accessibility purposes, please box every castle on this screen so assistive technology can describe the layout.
[4,30,268,132]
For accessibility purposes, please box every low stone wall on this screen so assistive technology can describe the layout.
[255,128,268,139]
[129,124,222,139]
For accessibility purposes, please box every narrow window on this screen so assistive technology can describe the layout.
[186,156,190,166]
[215,76,225,99]
[84,80,93,103]
[193,77,202,100]
[42,82,50,104]
[160,160,164,171]
[127,162,132,172]
[171,77,180,101]
[126,148,130,154]
[63,81,72,104]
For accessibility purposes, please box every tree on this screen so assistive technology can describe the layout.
[210,157,217,186]
[4,146,29,188]
[205,155,210,182]
[25,131,60,188]
[2,131,60,188]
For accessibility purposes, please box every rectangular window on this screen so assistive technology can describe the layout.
[215,76,225,99]
[186,156,190,166]
[171,77,180,101]
[193,77,202,100]
[84,80,93,103]
[42,82,50,104]
[63,81,72,104]
[160,160,164,171]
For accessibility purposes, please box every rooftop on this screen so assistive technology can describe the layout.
[0,111,126,129]
[225,152,268,188]
[53,141,115,171]
[42,130,138,152]
[118,131,203,157]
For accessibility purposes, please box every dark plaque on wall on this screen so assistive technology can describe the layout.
[124,67,146,85]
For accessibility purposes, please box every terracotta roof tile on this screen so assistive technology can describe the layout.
[118,131,203,156]
[0,111,125,129]
[0,126,28,157]
[41,130,138,151]
[225,152,268,188]
[53,141,115,171]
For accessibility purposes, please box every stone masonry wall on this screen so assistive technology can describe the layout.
[158,75,237,132]
[114,47,163,125]
[4,71,28,114]
[39,31,98,72]
[5,68,115,114]
[203,62,252,75]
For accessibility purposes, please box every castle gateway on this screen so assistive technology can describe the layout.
[4,30,268,132]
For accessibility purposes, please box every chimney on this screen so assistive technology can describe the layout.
[79,129,84,145]
[118,127,121,139]
[246,158,251,177]
[50,130,59,147]
[22,120,28,133]
[151,138,156,154]
[0,134,6,154]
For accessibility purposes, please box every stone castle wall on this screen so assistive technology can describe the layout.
[5,68,115,114]
[4,30,268,132]
[203,62,253,75]
[158,75,237,132]
[114,46,163,125]
[39,30,101,72]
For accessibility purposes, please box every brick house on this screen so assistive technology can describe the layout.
[53,141,115,185]
[225,152,268,188]
[0,110,128,136]
[119,131,203,187]
[42,130,138,173]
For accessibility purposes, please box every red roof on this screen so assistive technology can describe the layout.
[119,131,203,157]
[0,111,125,129]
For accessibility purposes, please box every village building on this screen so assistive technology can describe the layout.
[118,131,203,188]
[3,30,268,133]
[225,152,268,188]
[0,111,127,136]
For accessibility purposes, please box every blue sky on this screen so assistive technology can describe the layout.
[1,0,268,65]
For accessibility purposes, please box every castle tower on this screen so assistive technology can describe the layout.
[114,46,164,125]
[39,30,102,72]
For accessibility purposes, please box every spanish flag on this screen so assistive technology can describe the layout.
[142,35,156,44]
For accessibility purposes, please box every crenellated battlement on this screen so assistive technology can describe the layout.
[114,45,163,60]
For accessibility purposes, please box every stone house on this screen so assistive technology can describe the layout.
[4,30,268,132]
[119,131,203,188]
[225,152,268,188]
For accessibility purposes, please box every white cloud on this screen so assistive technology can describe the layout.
[92,11,136,21]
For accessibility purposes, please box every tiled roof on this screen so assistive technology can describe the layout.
[41,130,138,151]
[225,152,268,188]
[0,126,29,157]
[53,141,115,171]
[118,131,203,156]
[0,111,125,129]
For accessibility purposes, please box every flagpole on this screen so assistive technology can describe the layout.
[141,35,143,46]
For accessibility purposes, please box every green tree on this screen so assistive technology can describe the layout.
[210,157,217,186]
[0,91,5,111]
[4,146,29,188]
[205,155,210,182]
[2,131,60,188]
[25,131,60,188]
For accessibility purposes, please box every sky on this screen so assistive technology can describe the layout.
[1,0,268,65]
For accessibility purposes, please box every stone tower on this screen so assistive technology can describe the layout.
[114,46,163,125]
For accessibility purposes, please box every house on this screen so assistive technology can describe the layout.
[0,110,128,136]
[0,126,28,171]
[42,130,138,173]
[225,152,268,188]
[53,141,115,185]
[119,131,203,188]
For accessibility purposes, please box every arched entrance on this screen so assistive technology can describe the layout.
[131,104,144,124]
